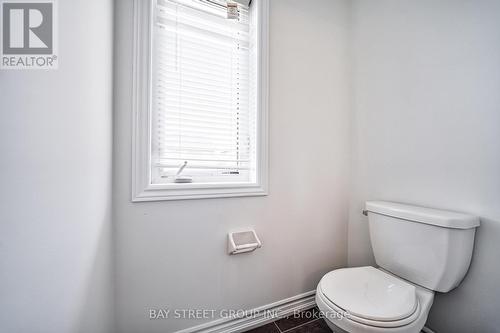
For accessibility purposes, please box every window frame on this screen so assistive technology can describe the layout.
[131,0,269,202]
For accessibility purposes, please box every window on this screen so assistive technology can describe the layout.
[132,0,268,201]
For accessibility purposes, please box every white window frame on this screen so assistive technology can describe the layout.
[131,0,269,202]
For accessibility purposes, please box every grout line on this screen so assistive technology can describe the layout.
[280,318,321,333]
[273,321,282,333]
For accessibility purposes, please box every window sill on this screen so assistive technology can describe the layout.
[132,183,268,202]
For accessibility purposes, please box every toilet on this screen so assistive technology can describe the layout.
[316,201,480,333]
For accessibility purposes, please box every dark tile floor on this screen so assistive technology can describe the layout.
[244,308,331,333]
[243,307,426,333]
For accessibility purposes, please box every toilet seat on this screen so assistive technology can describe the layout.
[318,286,421,328]
[318,267,422,328]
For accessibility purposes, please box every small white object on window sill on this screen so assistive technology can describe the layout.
[227,229,262,255]
[174,161,192,183]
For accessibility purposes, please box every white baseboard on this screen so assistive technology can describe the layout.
[173,291,317,333]
[422,327,436,333]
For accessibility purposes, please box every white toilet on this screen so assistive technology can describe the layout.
[316,201,480,333]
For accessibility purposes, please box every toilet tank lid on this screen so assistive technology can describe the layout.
[365,201,480,229]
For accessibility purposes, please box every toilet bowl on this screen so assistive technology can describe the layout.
[316,201,479,333]
[316,267,434,333]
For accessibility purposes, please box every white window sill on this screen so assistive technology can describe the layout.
[132,183,268,202]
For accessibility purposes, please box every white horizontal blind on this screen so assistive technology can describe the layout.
[151,0,256,185]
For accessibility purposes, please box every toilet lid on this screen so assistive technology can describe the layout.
[320,266,417,322]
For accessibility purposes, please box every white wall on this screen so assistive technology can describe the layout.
[113,0,351,332]
[348,0,500,332]
[0,0,114,332]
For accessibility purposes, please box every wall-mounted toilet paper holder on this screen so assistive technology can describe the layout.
[227,230,262,255]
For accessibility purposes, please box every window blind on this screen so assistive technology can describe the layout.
[151,0,256,185]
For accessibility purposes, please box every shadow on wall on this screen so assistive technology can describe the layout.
[427,217,500,332]
[75,211,114,333]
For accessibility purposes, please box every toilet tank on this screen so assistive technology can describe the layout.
[365,201,480,292]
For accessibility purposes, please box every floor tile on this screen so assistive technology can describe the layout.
[244,312,429,333]
[274,307,320,332]
[244,322,281,333]
[287,319,332,333]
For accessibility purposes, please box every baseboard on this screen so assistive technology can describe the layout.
[422,327,436,333]
[173,291,317,333]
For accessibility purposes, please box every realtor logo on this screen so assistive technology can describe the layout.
[1,0,57,69]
